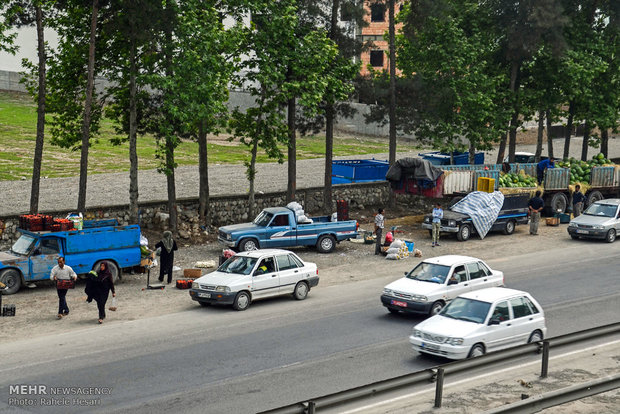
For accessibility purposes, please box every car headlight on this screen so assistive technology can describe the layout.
[593,225,604,230]
[448,220,456,227]
[412,295,427,302]
[424,217,430,223]
[383,289,393,296]
[447,337,464,345]
[215,285,230,292]
[412,328,422,338]
[568,222,577,227]
[226,234,232,241]
[192,282,199,289]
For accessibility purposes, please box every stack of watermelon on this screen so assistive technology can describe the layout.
[499,172,537,188]
[556,153,612,185]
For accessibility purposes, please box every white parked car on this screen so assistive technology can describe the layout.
[189,249,318,311]
[409,287,546,359]
[381,255,504,316]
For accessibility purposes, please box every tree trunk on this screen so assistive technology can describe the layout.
[128,40,139,224]
[508,110,519,163]
[580,120,590,161]
[507,61,521,163]
[468,142,476,164]
[563,100,574,159]
[166,138,177,233]
[286,97,296,203]
[77,0,99,213]
[496,132,507,164]
[324,106,334,214]
[600,129,609,158]
[388,0,396,166]
[29,5,46,215]
[546,109,554,159]
[198,119,210,226]
[534,109,544,163]
[248,140,258,219]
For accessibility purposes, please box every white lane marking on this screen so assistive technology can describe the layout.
[340,338,620,414]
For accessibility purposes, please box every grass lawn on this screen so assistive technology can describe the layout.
[0,91,418,181]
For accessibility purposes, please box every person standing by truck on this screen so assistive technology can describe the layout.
[528,191,545,235]
[431,203,443,247]
[156,231,178,283]
[51,256,77,319]
[572,184,585,218]
[94,261,115,324]
[374,208,385,255]
[537,157,555,184]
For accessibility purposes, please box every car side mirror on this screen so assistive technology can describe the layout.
[404,271,408,276]
[488,318,501,325]
[448,279,458,285]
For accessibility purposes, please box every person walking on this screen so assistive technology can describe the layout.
[94,261,115,324]
[156,231,178,283]
[374,208,385,255]
[50,257,77,319]
[572,184,585,218]
[528,190,545,235]
[431,203,443,247]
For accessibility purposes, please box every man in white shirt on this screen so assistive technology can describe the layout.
[374,208,385,255]
[51,256,77,319]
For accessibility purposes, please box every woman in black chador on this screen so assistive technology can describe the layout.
[156,231,178,284]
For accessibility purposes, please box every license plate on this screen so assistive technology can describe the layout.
[391,300,407,308]
[576,229,589,234]
[197,292,211,298]
[421,342,439,351]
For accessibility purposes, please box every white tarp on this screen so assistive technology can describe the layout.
[451,191,505,239]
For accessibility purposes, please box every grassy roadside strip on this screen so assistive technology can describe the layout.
[0,91,416,181]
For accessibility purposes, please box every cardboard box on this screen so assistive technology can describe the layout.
[184,268,202,278]
[545,217,560,226]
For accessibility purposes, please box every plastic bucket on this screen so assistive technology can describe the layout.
[404,241,414,252]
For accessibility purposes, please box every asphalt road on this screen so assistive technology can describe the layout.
[1,243,619,414]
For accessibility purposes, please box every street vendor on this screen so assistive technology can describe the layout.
[537,157,555,184]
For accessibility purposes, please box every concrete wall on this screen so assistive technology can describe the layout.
[0,70,27,93]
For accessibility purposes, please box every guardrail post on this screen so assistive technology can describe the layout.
[434,368,445,408]
[541,341,550,378]
[306,401,315,414]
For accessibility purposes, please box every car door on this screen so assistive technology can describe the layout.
[484,300,516,352]
[275,253,302,294]
[251,256,280,298]
[264,214,294,248]
[30,238,61,281]
[445,264,471,299]
[508,296,540,344]
[466,261,494,291]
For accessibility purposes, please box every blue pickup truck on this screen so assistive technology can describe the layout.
[0,219,142,295]
[218,207,359,253]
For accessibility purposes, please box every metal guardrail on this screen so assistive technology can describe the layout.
[258,322,620,414]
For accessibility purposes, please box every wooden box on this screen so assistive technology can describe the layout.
[183,268,202,278]
[545,217,560,226]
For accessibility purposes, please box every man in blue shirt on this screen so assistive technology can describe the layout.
[431,203,443,246]
[537,157,555,184]
[572,184,585,217]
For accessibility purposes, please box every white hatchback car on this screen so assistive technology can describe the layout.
[381,255,504,316]
[409,287,546,359]
[189,249,318,311]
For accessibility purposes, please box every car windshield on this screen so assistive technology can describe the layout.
[218,256,258,275]
[406,262,451,284]
[11,235,36,255]
[583,203,617,218]
[253,211,274,227]
[440,297,491,324]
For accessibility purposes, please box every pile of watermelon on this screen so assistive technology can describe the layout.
[556,153,612,185]
[499,172,537,188]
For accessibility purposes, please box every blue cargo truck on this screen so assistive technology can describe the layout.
[0,219,142,295]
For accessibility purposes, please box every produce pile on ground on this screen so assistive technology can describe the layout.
[499,171,537,188]
[556,153,613,185]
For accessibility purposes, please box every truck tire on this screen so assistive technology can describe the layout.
[238,238,259,252]
[316,235,336,253]
[0,269,22,295]
[549,193,568,214]
[502,220,516,235]
[456,224,471,242]
[93,261,120,283]
[586,190,604,207]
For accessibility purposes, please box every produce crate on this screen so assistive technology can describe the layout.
[2,304,16,317]
[176,279,195,289]
[183,268,202,278]
[545,217,560,226]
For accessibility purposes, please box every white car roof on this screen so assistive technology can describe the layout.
[236,249,297,258]
[422,255,483,267]
[458,287,529,303]
[593,198,620,206]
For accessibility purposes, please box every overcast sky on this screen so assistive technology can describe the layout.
[1,27,58,72]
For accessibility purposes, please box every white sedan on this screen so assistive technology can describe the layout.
[409,287,546,359]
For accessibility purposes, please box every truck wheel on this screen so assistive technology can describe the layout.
[233,291,251,311]
[550,193,568,214]
[293,281,309,300]
[316,235,336,253]
[503,220,516,235]
[239,238,259,252]
[606,229,616,243]
[0,269,22,295]
[456,224,471,241]
[586,190,604,207]
[93,261,120,283]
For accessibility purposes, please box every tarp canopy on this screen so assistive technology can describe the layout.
[385,158,443,183]
[451,191,505,239]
